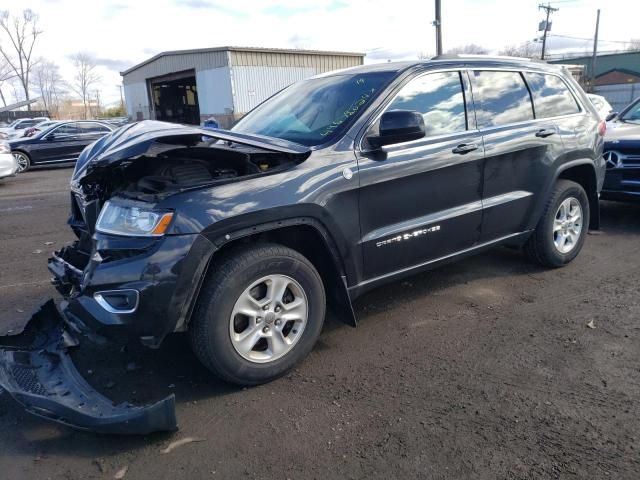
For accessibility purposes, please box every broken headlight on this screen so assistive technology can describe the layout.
[96,201,174,237]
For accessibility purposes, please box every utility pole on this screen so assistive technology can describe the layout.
[590,9,601,92]
[118,84,124,112]
[538,3,558,60]
[434,0,442,55]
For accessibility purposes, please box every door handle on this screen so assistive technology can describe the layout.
[535,128,556,138]
[452,143,478,154]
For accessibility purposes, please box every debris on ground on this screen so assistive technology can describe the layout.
[31,249,42,254]
[114,466,128,479]
[587,320,596,329]
[160,437,206,454]
[44,241,54,245]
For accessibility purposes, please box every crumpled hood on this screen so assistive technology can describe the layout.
[72,120,311,182]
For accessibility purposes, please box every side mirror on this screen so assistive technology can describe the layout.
[367,110,426,149]
[605,112,618,122]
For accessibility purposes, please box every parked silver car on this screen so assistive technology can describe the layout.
[0,142,19,179]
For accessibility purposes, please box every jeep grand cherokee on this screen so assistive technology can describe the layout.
[0,56,606,433]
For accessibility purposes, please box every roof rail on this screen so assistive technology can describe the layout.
[430,53,545,63]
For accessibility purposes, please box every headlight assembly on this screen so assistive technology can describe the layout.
[96,201,174,237]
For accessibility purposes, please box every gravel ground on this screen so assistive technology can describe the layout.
[1,167,639,479]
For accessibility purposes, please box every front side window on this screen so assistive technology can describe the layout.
[386,71,467,137]
[472,71,534,128]
[232,71,394,146]
[525,72,580,118]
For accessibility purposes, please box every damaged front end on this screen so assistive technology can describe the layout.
[0,301,177,434]
[1,121,310,434]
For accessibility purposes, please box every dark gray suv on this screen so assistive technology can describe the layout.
[0,56,606,434]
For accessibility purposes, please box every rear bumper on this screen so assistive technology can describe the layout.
[0,300,177,434]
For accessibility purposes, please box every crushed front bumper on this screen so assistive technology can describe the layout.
[0,300,177,435]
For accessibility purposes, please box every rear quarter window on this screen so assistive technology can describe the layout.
[472,71,534,128]
[524,72,581,118]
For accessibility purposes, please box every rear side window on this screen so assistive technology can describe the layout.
[386,71,467,137]
[54,123,80,136]
[524,72,581,118]
[472,71,534,128]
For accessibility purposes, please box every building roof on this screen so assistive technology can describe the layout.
[548,50,640,78]
[121,46,365,76]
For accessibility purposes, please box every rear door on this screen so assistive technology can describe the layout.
[470,70,565,242]
[356,70,484,280]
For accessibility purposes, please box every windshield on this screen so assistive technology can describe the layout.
[232,71,395,146]
[621,99,640,123]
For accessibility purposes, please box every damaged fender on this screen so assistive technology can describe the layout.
[0,300,177,435]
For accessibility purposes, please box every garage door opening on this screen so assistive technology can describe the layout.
[150,70,200,125]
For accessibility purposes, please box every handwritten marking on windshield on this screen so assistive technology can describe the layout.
[320,87,375,137]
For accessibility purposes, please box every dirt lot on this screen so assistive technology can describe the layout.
[1,167,639,479]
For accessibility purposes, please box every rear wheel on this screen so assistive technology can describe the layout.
[13,151,30,173]
[189,243,326,386]
[525,179,590,267]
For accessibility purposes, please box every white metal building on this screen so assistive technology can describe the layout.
[121,46,365,128]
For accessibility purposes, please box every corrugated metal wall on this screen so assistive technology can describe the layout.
[231,66,316,113]
[593,83,640,112]
[123,50,228,84]
[228,51,363,114]
[123,82,151,120]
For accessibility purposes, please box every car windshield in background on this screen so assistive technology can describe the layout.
[620,100,640,123]
[231,72,394,146]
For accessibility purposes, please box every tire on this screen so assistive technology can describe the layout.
[13,151,31,173]
[189,243,326,386]
[525,179,590,267]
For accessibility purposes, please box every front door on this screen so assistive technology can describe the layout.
[31,123,82,163]
[356,70,484,280]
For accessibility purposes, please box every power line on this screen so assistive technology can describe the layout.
[548,33,635,44]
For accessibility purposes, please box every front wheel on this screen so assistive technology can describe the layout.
[525,179,590,267]
[189,243,326,386]
[13,151,31,173]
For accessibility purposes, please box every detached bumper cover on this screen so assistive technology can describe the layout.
[0,300,177,435]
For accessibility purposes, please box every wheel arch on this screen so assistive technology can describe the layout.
[179,217,357,332]
[555,160,600,230]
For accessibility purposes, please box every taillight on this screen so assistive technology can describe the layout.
[598,120,607,137]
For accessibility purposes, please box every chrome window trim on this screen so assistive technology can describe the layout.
[356,65,587,153]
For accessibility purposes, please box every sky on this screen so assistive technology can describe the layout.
[1,0,638,106]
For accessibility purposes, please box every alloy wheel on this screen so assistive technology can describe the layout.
[229,274,308,363]
[553,197,583,254]
[13,152,29,172]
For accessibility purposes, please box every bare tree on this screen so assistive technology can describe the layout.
[446,44,489,55]
[499,42,542,59]
[0,9,42,109]
[70,52,100,119]
[627,39,640,51]
[0,55,14,106]
[33,59,66,117]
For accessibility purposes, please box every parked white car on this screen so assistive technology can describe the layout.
[0,142,19,179]
[587,94,613,120]
[0,117,50,140]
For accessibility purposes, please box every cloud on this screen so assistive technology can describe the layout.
[94,57,133,72]
[174,0,247,17]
